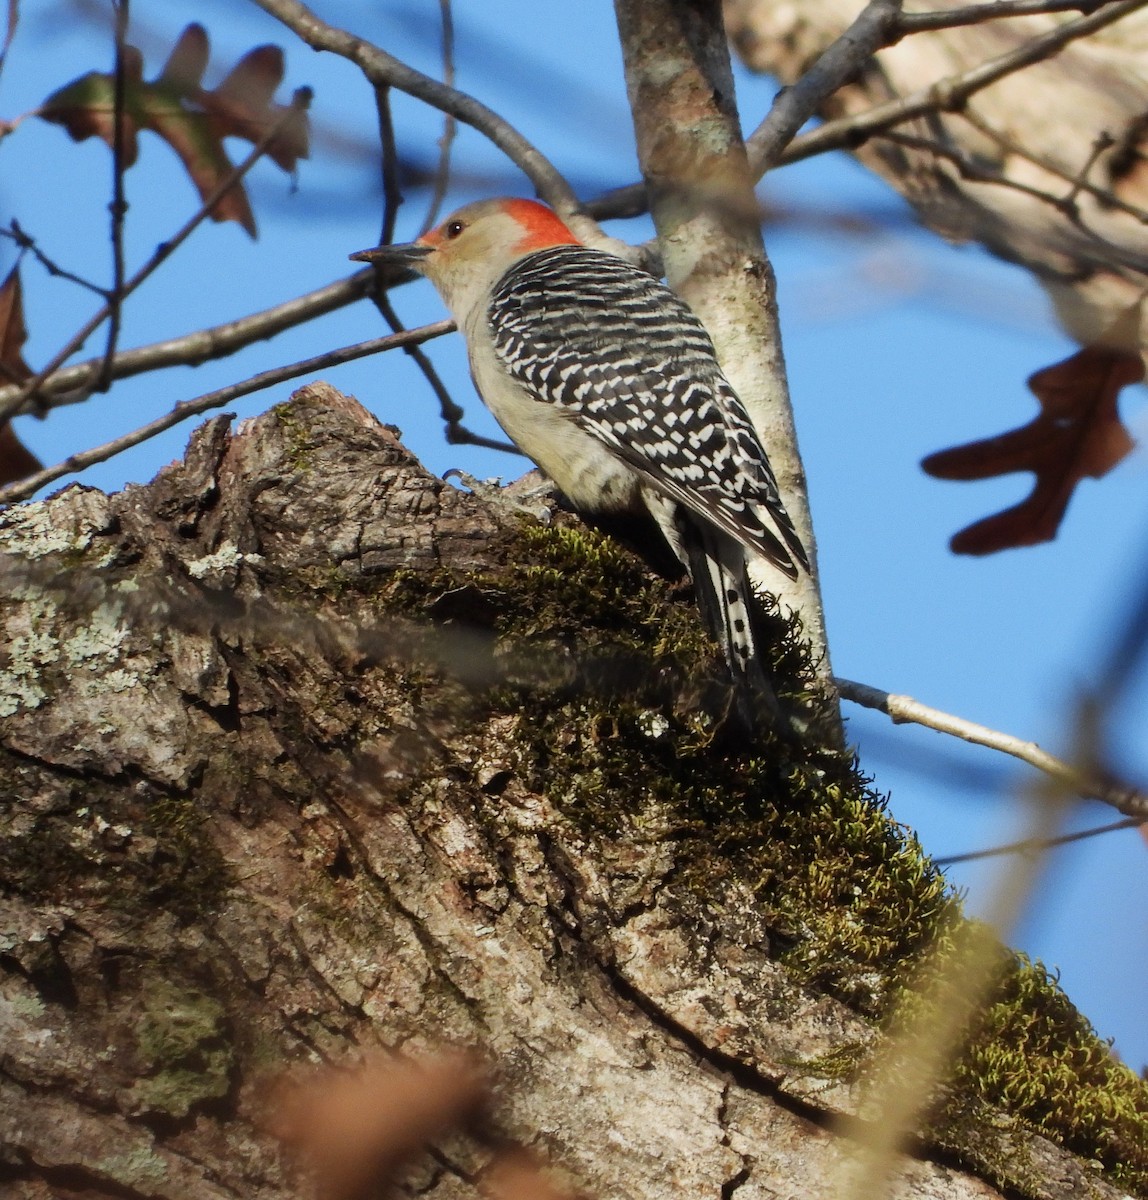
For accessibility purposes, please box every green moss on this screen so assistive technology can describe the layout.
[385,517,1148,1197]
[509,690,953,1014]
[271,402,317,475]
[94,1148,169,1189]
[129,978,233,1118]
[950,954,1148,1190]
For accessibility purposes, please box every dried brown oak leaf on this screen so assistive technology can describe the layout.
[0,265,41,486]
[922,328,1142,556]
[271,1051,489,1200]
[482,1150,580,1200]
[39,22,309,237]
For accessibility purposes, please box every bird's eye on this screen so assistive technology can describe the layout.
[445,220,466,239]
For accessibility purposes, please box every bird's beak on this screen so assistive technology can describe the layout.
[349,242,433,269]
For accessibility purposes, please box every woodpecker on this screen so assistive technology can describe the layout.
[352,198,808,716]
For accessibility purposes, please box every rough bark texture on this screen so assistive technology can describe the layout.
[0,384,1140,1200]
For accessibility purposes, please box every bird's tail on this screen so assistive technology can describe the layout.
[640,489,796,733]
[678,517,789,730]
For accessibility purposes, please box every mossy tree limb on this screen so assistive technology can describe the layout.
[0,383,1144,1200]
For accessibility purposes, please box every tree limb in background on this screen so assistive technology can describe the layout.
[748,0,902,175]
[252,0,585,222]
[593,1,1145,223]
[837,676,1148,818]
[728,0,1148,554]
[958,106,1148,229]
[775,0,1148,168]
[0,320,454,505]
[0,87,312,426]
[0,271,375,416]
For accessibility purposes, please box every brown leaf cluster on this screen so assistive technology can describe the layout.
[923,312,1142,555]
[39,22,309,237]
[0,265,39,486]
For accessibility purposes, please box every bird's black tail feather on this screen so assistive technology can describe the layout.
[677,515,793,734]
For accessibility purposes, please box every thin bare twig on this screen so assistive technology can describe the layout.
[101,0,131,393]
[0,0,19,80]
[369,84,513,455]
[881,127,1073,211]
[957,108,1148,226]
[375,86,404,247]
[877,126,1139,260]
[0,320,455,506]
[778,0,1148,168]
[935,815,1145,866]
[3,220,107,296]
[899,1,1111,35]
[0,271,376,417]
[837,676,1148,818]
[590,0,1137,219]
[250,0,583,220]
[0,87,313,427]
[371,285,511,453]
[421,0,457,234]
[1064,131,1114,208]
[875,124,1148,280]
[592,1,1142,221]
[748,0,903,176]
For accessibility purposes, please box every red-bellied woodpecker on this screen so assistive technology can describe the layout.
[352,198,809,716]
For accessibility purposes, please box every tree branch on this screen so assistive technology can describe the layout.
[778,0,1148,167]
[935,815,1145,866]
[0,272,377,416]
[898,1,1112,35]
[837,676,1148,817]
[0,320,454,505]
[251,0,583,220]
[591,0,1146,224]
[367,81,512,456]
[0,87,313,426]
[747,0,903,176]
[958,107,1148,227]
[101,0,130,391]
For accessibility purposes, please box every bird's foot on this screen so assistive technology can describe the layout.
[443,468,557,523]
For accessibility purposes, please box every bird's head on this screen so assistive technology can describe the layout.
[351,197,580,316]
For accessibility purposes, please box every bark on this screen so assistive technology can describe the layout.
[0,384,1139,1200]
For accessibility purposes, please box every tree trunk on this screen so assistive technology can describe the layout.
[614,0,835,693]
[0,384,1140,1200]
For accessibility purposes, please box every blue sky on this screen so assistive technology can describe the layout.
[7,2,1148,1067]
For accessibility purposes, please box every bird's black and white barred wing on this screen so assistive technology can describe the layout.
[487,244,809,578]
